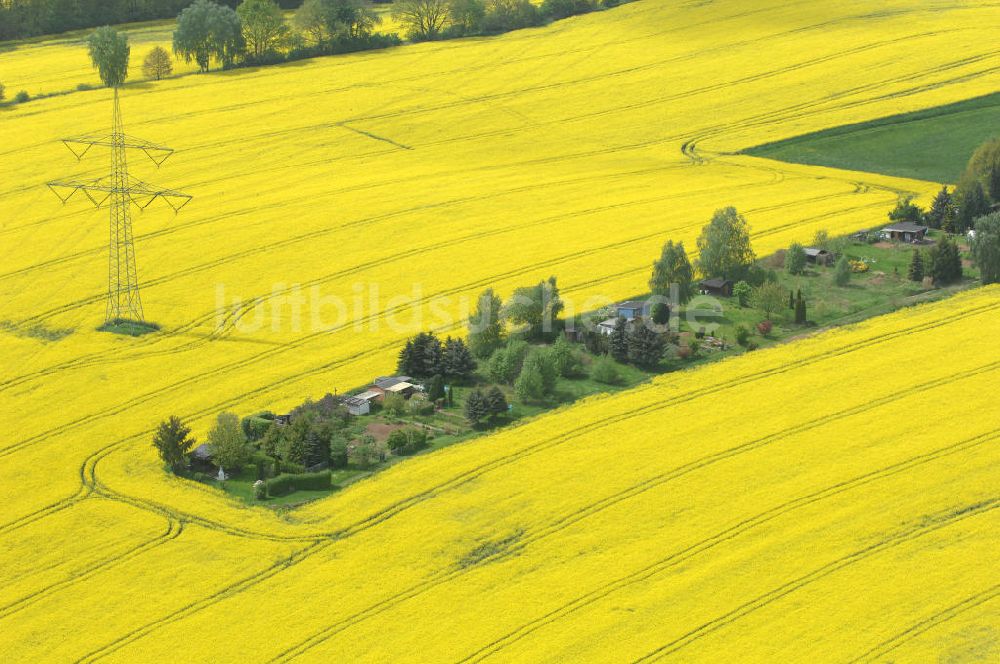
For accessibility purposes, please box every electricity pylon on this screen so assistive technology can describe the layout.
[48,88,191,324]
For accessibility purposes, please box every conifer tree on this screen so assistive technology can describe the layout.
[928,235,963,284]
[464,389,488,426]
[626,322,665,367]
[485,385,509,420]
[152,416,196,473]
[926,186,953,229]
[794,289,806,324]
[609,317,629,362]
[908,250,924,282]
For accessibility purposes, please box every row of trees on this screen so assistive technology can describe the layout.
[397,332,477,380]
[4,0,629,99]
[392,0,615,41]
[0,0,263,40]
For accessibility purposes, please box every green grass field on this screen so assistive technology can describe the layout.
[744,92,1000,184]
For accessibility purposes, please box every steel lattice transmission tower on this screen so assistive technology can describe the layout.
[48,89,192,323]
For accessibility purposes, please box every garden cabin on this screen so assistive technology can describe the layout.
[698,278,733,297]
[597,318,622,336]
[616,300,649,320]
[190,444,215,471]
[804,247,831,265]
[881,222,928,243]
[368,376,417,401]
[338,395,371,416]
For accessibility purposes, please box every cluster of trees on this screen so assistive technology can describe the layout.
[171,0,400,72]
[482,333,584,404]
[467,277,564,359]
[464,385,508,426]
[647,207,770,310]
[258,395,356,469]
[907,235,963,286]
[153,391,362,483]
[391,0,616,41]
[386,426,429,455]
[894,139,1000,233]
[605,317,665,367]
[397,332,477,380]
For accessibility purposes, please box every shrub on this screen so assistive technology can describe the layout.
[388,428,429,455]
[382,392,406,417]
[542,0,599,20]
[14,90,30,104]
[756,320,772,336]
[253,480,267,500]
[550,334,582,377]
[241,415,273,441]
[734,324,751,347]
[784,243,807,275]
[266,470,331,496]
[591,355,621,385]
[732,280,752,307]
[408,396,435,416]
[515,353,548,402]
[834,256,851,286]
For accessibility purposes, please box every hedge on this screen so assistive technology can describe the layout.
[266,470,331,497]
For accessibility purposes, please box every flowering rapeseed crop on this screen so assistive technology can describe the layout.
[1,0,998,661]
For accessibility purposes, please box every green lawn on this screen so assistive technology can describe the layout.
[205,231,982,510]
[678,233,979,350]
[743,92,1000,184]
[213,466,351,507]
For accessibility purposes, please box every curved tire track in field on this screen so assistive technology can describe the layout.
[1,170,869,461]
[0,163,780,394]
[72,539,330,664]
[847,583,1000,663]
[4,292,997,544]
[460,430,1000,662]
[0,511,182,622]
[5,291,995,654]
[265,366,1000,662]
[632,500,1000,662]
[77,325,1000,663]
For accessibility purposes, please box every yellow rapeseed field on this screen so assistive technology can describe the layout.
[1,0,998,661]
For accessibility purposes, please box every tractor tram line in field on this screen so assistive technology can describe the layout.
[0,170,860,395]
[1,172,890,462]
[458,429,1000,662]
[633,501,1000,662]
[2,295,996,660]
[2,0,999,658]
[265,366,1000,662]
[846,582,1000,663]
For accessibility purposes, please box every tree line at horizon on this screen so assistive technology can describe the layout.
[2,0,625,103]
